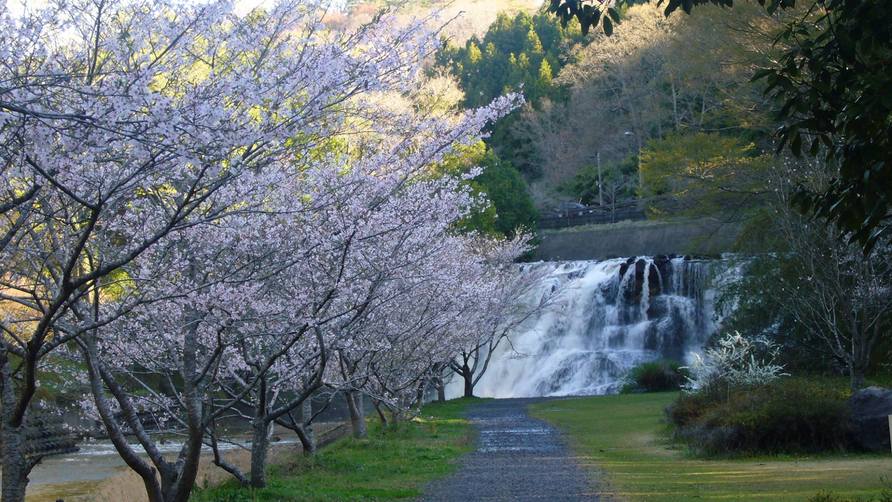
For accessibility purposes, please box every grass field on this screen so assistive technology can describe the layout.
[192,398,476,501]
[530,393,892,502]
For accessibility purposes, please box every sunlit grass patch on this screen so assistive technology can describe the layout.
[193,398,480,501]
[530,393,892,502]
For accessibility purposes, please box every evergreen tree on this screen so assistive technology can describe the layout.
[436,10,583,178]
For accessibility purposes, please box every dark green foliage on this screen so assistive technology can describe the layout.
[472,153,539,237]
[486,113,545,179]
[668,378,853,456]
[562,154,637,208]
[437,11,577,109]
[809,488,892,502]
[757,0,892,252]
[621,360,688,393]
[661,0,795,16]
[718,233,892,385]
[436,11,582,178]
[547,0,793,32]
[441,143,538,238]
[717,255,839,373]
[546,0,624,35]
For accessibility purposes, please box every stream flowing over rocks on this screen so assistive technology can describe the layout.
[456,257,738,398]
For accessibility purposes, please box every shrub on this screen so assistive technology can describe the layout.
[668,377,852,456]
[808,489,892,502]
[666,387,714,428]
[622,360,688,393]
[684,332,788,392]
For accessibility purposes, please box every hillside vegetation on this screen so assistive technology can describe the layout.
[339,0,543,42]
[429,2,793,220]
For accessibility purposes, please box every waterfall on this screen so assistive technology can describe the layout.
[460,256,728,398]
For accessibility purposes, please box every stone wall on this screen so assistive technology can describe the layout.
[532,218,743,261]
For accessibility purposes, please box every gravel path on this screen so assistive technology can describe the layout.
[421,398,598,501]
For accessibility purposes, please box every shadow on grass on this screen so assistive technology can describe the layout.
[530,392,892,502]
[192,398,481,502]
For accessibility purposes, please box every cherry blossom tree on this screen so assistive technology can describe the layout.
[77,195,328,494]
[203,108,521,479]
[359,241,516,419]
[0,0,335,496]
[447,248,555,399]
[329,233,490,434]
[1,0,509,499]
[1,0,531,500]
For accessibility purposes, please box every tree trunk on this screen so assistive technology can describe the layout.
[249,420,271,488]
[373,399,389,426]
[850,323,877,392]
[462,369,474,398]
[345,391,367,439]
[850,364,867,391]
[0,350,33,502]
[436,379,446,402]
[164,389,205,501]
[414,378,427,408]
[165,430,203,502]
[169,322,210,502]
[296,399,316,456]
[1,422,28,502]
[81,339,165,502]
[295,425,317,456]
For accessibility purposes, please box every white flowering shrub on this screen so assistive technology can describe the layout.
[683,332,789,392]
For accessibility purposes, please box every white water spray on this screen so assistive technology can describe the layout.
[459,257,724,398]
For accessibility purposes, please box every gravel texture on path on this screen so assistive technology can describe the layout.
[421,398,599,501]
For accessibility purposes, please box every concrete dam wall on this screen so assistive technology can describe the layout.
[533,218,743,261]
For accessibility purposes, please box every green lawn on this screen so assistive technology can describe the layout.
[193,398,477,501]
[530,393,892,502]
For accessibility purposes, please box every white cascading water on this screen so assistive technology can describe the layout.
[462,257,723,398]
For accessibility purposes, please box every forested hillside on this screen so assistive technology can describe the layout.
[336,0,801,237]
[416,1,798,228]
[533,3,792,212]
[342,1,878,251]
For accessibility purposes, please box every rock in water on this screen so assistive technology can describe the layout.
[849,386,892,452]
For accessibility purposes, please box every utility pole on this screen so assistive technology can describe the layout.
[624,130,643,195]
[589,152,604,209]
[597,151,603,208]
